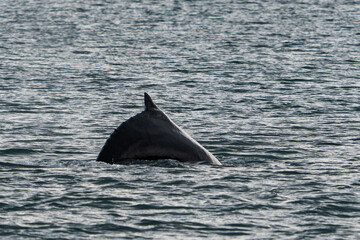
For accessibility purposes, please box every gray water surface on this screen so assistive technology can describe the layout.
[1,0,360,239]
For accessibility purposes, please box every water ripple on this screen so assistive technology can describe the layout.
[1,0,360,239]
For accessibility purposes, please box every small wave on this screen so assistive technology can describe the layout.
[0,161,42,169]
[0,148,39,155]
[112,159,188,168]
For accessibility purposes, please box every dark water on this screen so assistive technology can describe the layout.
[1,0,360,239]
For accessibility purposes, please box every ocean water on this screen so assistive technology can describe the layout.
[1,0,360,239]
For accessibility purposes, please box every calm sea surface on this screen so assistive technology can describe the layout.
[1,0,360,239]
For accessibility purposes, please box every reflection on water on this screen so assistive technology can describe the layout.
[1,0,359,239]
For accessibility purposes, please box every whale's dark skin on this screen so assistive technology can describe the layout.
[96,93,221,165]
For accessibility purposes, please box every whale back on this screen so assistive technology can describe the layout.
[96,93,221,165]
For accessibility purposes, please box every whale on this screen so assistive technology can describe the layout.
[96,93,222,165]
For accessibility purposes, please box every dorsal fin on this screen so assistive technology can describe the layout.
[144,92,159,111]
